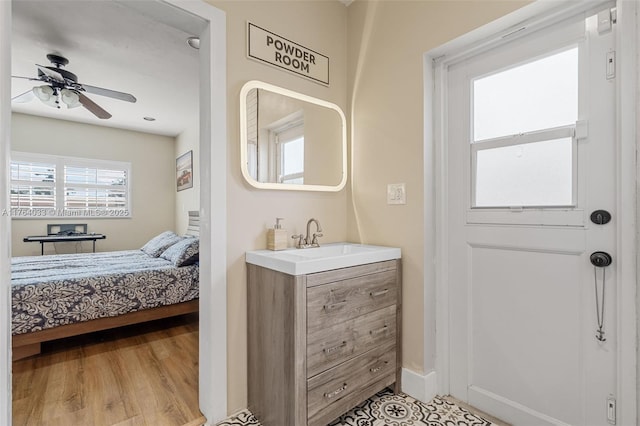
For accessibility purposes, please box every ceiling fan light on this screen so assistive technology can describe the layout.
[32,85,53,101]
[32,85,59,108]
[61,89,81,108]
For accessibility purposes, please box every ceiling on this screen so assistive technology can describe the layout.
[11,0,200,137]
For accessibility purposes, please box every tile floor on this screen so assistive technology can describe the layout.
[217,388,498,426]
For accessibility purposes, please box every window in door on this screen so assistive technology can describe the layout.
[472,46,579,208]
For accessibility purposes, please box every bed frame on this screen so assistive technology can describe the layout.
[13,300,199,360]
[12,211,201,361]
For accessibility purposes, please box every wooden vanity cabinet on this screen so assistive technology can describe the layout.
[247,259,402,426]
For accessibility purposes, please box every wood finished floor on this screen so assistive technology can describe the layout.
[12,313,203,426]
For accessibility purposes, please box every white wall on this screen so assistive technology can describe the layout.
[175,116,200,235]
[208,0,348,413]
[11,113,176,256]
[211,0,529,413]
[346,0,529,380]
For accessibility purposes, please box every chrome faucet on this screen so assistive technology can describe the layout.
[292,218,323,248]
[306,218,323,247]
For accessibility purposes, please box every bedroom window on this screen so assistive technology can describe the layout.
[10,152,131,218]
[64,166,128,210]
[10,160,56,209]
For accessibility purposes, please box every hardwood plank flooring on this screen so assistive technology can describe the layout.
[12,313,203,426]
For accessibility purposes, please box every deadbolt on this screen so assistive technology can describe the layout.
[590,210,612,225]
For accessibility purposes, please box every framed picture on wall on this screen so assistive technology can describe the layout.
[176,150,193,191]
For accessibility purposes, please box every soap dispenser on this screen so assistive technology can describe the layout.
[267,218,288,251]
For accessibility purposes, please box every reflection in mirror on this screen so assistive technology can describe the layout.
[240,81,346,191]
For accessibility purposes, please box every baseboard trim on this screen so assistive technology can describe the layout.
[401,368,438,403]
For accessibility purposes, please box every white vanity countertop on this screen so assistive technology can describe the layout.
[245,242,401,275]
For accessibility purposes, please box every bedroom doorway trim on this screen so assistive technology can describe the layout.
[162,1,228,422]
[0,0,228,424]
[425,0,637,423]
[0,1,10,424]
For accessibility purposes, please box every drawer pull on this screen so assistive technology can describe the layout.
[323,301,347,312]
[370,360,389,373]
[324,383,348,399]
[370,289,389,298]
[323,341,347,354]
[369,325,389,337]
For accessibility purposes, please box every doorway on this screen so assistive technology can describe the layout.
[0,0,227,423]
[428,1,637,425]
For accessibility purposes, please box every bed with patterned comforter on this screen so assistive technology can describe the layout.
[11,250,199,336]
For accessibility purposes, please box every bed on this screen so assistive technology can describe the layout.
[11,211,200,360]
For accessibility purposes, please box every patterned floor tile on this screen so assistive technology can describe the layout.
[217,389,496,426]
[216,410,260,426]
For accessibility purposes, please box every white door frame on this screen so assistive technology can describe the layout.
[425,0,637,423]
[0,0,228,424]
[0,1,12,424]
[165,1,228,423]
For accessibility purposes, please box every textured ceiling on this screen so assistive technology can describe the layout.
[11,0,200,137]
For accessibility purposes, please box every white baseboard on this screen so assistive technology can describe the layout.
[401,368,438,403]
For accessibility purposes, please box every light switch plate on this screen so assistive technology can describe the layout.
[387,183,406,205]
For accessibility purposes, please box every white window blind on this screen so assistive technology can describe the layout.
[10,160,56,208]
[64,166,128,209]
[10,152,131,218]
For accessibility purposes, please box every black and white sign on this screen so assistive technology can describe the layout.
[247,23,329,86]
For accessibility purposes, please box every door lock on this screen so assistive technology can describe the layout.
[590,210,612,225]
[590,251,612,268]
[590,251,612,342]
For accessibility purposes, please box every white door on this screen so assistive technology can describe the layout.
[447,8,618,426]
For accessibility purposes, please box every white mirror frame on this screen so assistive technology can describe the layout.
[239,80,347,191]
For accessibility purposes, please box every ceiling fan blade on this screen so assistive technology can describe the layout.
[36,65,65,83]
[77,93,112,119]
[11,75,40,81]
[81,84,137,103]
[12,89,35,103]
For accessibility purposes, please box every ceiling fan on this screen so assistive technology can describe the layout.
[11,53,137,120]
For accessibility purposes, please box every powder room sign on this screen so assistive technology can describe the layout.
[247,23,330,86]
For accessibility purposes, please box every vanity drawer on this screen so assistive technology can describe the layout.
[306,260,398,287]
[307,269,397,335]
[307,342,396,424]
[307,304,396,377]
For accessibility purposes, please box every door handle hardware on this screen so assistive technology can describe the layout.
[590,210,612,225]
[590,251,612,268]
[590,251,612,342]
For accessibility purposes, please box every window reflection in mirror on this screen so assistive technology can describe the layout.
[240,81,346,192]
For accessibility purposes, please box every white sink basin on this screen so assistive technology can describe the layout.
[245,242,401,275]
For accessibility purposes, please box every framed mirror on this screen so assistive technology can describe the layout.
[240,80,347,191]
